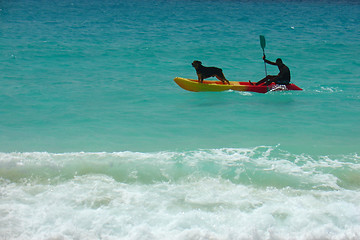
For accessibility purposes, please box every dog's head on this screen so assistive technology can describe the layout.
[192,60,202,69]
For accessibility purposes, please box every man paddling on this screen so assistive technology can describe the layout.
[253,56,291,86]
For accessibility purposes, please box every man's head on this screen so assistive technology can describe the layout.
[276,58,283,65]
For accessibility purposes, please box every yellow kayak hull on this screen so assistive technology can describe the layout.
[174,77,259,93]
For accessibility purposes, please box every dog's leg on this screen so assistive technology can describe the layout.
[215,75,223,83]
[221,73,230,85]
[223,77,230,85]
[216,75,230,85]
[197,74,203,83]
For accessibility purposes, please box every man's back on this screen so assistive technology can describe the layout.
[278,64,291,84]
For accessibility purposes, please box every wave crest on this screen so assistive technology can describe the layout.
[1,147,359,190]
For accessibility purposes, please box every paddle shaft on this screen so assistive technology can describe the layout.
[262,48,267,76]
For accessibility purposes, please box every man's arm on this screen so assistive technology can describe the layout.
[262,55,277,65]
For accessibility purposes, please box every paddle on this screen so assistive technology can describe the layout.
[259,35,267,76]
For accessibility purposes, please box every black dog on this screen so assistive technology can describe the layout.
[192,60,230,84]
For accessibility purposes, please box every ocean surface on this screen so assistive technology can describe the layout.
[1,0,360,239]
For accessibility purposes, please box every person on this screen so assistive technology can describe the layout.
[253,56,291,86]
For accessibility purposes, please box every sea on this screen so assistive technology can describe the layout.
[1,0,360,239]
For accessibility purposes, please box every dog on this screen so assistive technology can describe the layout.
[191,60,230,84]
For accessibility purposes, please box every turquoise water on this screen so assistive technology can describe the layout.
[1,0,360,239]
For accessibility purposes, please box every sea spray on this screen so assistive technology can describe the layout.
[1,148,360,239]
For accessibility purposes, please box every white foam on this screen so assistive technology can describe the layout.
[315,86,343,93]
[1,175,360,239]
[237,91,253,96]
[1,148,360,239]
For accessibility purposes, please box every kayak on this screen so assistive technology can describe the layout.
[174,77,302,93]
